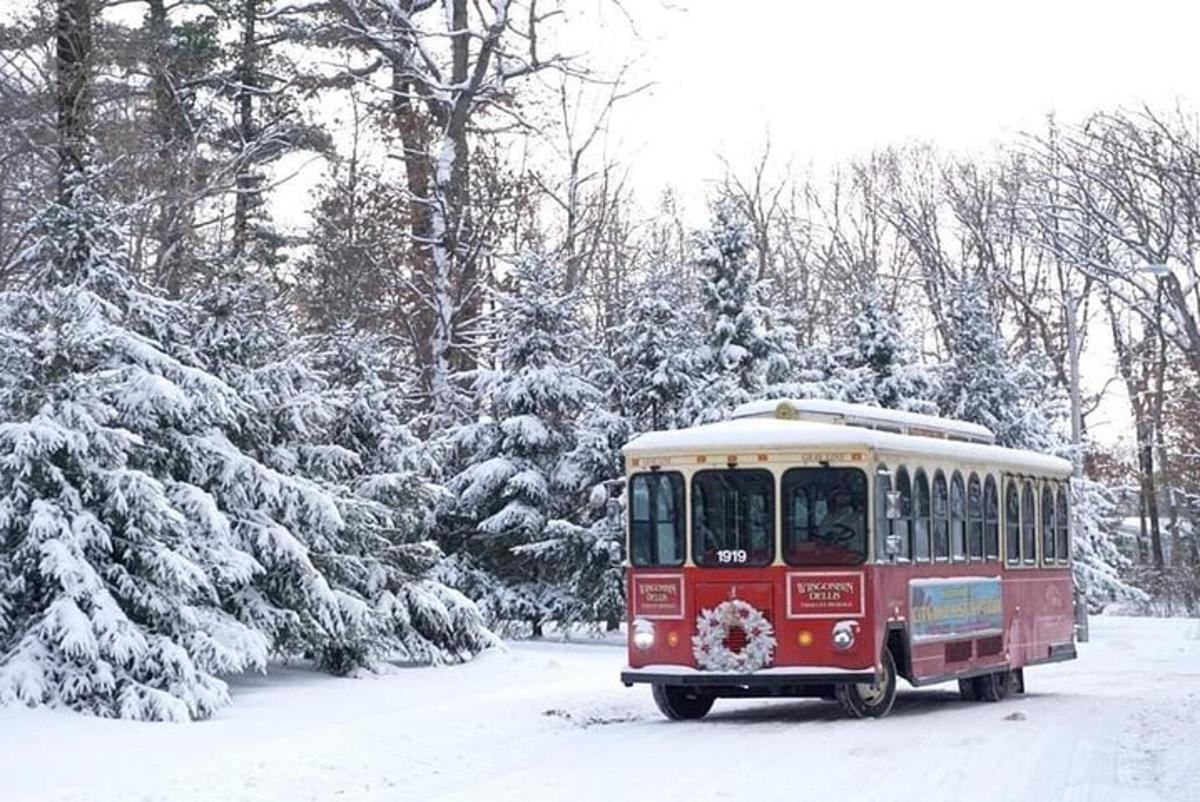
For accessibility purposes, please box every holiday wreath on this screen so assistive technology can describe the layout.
[692,599,776,672]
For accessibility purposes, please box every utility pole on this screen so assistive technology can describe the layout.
[1064,288,1084,478]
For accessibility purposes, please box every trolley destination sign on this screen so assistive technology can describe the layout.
[632,574,684,619]
[786,572,865,618]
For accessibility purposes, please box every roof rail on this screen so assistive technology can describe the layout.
[730,399,996,445]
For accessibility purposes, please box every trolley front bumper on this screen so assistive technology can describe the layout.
[622,664,877,688]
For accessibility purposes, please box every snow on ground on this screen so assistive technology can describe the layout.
[2,616,1198,802]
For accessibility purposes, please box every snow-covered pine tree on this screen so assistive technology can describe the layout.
[440,252,598,634]
[683,202,789,424]
[938,277,1061,450]
[0,0,283,719]
[537,403,632,630]
[192,275,493,671]
[758,307,852,402]
[0,165,492,722]
[827,282,939,413]
[534,326,639,629]
[611,285,697,432]
[0,171,269,721]
[1070,474,1147,610]
[316,324,434,482]
[183,271,367,670]
[314,325,495,664]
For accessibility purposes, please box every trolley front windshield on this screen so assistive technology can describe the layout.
[782,467,868,565]
[691,469,775,566]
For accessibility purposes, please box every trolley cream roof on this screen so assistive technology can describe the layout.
[624,399,1071,477]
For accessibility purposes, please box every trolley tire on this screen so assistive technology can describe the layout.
[973,670,1011,703]
[836,649,898,719]
[651,685,714,721]
[958,678,979,702]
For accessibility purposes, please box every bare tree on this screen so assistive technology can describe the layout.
[717,138,790,287]
[0,20,54,282]
[317,0,584,422]
[535,69,647,295]
[1046,109,1200,380]
[1104,289,1169,570]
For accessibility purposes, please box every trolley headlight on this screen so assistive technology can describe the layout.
[831,621,858,651]
[633,618,656,650]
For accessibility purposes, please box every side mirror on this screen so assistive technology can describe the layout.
[885,490,902,520]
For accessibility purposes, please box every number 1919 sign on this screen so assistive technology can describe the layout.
[716,549,748,564]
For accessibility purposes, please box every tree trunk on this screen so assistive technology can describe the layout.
[1107,292,1166,572]
[1135,420,1166,571]
[231,0,257,260]
[1136,491,1147,565]
[1161,272,1200,379]
[55,0,91,197]
[390,40,431,262]
[146,0,194,296]
[394,0,482,422]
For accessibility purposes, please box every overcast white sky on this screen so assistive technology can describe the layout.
[594,0,1200,195]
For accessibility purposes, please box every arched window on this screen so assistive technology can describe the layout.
[950,471,967,561]
[967,473,983,560]
[875,467,892,562]
[1056,486,1070,564]
[913,469,931,562]
[984,475,999,560]
[895,467,913,561]
[932,470,949,561]
[1021,480,1037,564]
[1005,479,1021,565]
[1041,484,1056,565]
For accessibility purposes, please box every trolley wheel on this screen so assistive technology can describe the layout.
[973,670,1011,703]
[836,649,898,719]
[958,678,979,701]
[651,685,714,721]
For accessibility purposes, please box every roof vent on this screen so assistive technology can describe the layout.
[730,399,996,445]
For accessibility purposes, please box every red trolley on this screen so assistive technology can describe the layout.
[620,399,1081,720]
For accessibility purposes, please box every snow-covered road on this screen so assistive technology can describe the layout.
[2,616,1198,802]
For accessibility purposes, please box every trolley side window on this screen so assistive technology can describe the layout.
[1056,486,1070,564]
[1041,484,1057,565]
[783,467,868,566]
[950,471,967,561]
[1005,479,1021,565]
[692,469,774,567]
[875,467,892,562]
[913,470,932,562]
[893,467,913,561]
[629,472,685,567]
[967,473,984,560]
[932,470,950,561]
[984,475,1000,560]
[1021,480,1037,564]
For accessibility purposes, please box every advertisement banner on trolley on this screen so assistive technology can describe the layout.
[631,574,685,619]
[909,577,1003,643]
